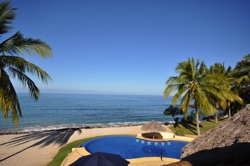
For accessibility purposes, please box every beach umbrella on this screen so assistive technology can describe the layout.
[141,119,167,132]
[69,152,130,166]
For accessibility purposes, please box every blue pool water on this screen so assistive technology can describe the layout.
[80,136,188,159]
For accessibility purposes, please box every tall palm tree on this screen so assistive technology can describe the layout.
[164,58,242,135]
[209,63,233,120]
[0,1,52,125]
[232,55,250,104]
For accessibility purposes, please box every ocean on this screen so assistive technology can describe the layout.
[0,93,174,132]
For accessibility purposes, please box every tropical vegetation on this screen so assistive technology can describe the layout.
[163,57,248,135]
[0,1,52,125]
[164,105,182,120]
[169,118,225,136]
[231,55,250,109]
[47,137,94,166]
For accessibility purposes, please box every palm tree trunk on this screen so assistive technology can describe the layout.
[228,101,231,118]
[215,112,218,123]
[196,108,201,136]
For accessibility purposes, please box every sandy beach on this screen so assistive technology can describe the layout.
[1,125,173,166]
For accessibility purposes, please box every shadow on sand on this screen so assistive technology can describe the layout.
[181,142,250,166]
[0,128,81,162]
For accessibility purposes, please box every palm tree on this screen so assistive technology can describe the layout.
[0,1,52,125]
[209,63,233,120]
[232,55,250,104]
[164,58,242,135]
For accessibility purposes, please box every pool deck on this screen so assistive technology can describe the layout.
[61,147,180,166]
[128,157,179,166]
[61,134,194,166]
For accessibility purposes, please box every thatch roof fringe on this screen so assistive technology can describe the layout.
[181,104,250,159]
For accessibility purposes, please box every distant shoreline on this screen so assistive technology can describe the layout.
[0,119,175,135]
[0,122,174,135]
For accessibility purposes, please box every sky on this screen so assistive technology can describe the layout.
[8,0,250,95]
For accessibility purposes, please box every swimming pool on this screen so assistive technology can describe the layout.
[80,136,188,159]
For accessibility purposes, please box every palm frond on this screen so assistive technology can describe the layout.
[164,77,179,97]
[195,89,216,115]
[0,32,52,58]
[243,54,250,61]
[8,67,40,100]
[176,61,188,75]
[1,55,52,84]
[172,86,187,105]
[0,69,21,125]
[179,91,192,118]
[0,1,16,35]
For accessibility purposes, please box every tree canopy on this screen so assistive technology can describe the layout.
[164,57,243,135]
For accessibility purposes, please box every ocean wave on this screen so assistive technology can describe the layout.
[0,121,174,135]
[0,94,173,133]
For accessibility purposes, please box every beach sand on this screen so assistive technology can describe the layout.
[0,125,175,166]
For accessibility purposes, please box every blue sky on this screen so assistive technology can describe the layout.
[9,0,250,95]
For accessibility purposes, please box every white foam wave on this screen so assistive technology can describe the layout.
[0,120,172,134]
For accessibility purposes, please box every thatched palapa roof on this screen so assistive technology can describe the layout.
[180,104,250,166]
[141,120,167,132]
